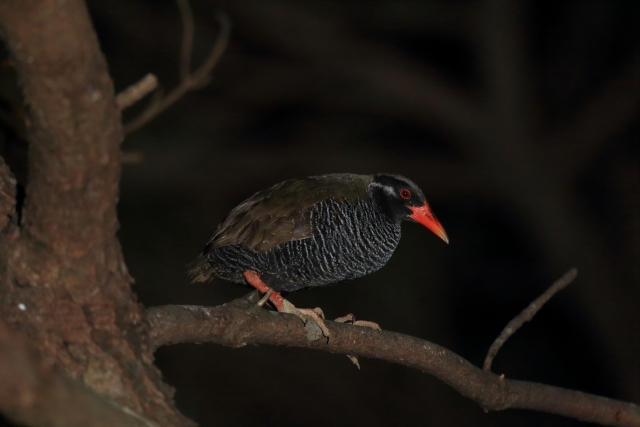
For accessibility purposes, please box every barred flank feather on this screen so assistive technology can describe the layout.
[191,197,401,293]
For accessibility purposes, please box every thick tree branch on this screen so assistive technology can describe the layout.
[0,2,192,425]
[0,0,123,257]
[147,293,640,427]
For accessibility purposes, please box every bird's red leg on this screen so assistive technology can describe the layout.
[243,270,286,311]
[243,270,330,338]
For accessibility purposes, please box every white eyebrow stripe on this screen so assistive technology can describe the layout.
[369,181,397,197]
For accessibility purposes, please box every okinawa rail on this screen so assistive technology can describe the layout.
[189,173,448,337]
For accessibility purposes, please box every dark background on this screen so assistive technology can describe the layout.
[2,0,639,426]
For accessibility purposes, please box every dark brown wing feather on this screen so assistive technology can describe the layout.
[207,173,372,252]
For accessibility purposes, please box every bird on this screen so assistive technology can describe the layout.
[189,173,448,337]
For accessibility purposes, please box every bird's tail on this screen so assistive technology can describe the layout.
[187,253,214,283]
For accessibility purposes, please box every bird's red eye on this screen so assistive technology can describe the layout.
[399,189,411,199]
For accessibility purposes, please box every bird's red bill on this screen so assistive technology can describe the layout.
[408,204,449,244]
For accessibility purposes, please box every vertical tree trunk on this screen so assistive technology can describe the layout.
[0,1,190,425]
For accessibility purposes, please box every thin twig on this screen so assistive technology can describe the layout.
[124,10,231,134]
[115,73,159,111]
[483,268,578,372]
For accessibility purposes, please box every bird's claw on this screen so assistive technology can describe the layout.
[256,289,273,307]
[334,313,381,368]
[352,320,381,330]
[346,355,361,369]
[334,313,355,323]
[280,299,330,339]
[298,307,330,338]
[335,313,381,330]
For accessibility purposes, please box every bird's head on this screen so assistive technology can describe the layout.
[369,173,448,244]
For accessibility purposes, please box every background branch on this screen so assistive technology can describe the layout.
[116,73,159,111]
[176,0,195,82]
[123,11,231,134]
[545,60,640,179]
[147,292,640,427]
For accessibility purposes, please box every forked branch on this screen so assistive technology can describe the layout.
[123,9,231,134]
[146,270,640,427]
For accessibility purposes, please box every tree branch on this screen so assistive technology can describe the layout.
[226,0,484,142]
[123,10,231,134]
[0,0,122,257]
[0,2,193,425]
[116,73,159,111]
[147,292,640,427]
[176,0,195,83]
[484,268,577,371]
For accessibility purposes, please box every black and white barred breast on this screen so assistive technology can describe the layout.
[204,198,401,293]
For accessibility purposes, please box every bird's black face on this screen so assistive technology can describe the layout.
[370,174,426,221]
[370,174,449,243]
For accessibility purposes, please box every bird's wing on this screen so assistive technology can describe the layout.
[207,174,372,252]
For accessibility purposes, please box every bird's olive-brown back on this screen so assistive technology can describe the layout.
[207,174,373,252]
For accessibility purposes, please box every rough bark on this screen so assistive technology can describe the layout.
[0,1,190,425]
[0,318,151,427]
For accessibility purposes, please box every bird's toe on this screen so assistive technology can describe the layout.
[335,314,381,331]
[278,299,330,339]
[297,307,330,338]
[352,320,381,330]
